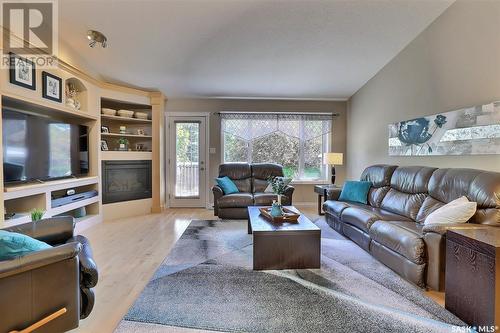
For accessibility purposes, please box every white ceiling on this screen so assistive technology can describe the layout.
[59,0,453,99]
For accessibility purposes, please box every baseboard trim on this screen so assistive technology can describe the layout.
[293,202,316,207]
[206,201,316,209]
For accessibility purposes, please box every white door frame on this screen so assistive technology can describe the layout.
[165,112,210,208]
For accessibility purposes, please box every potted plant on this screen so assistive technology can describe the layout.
[267,177,291,216]
[117,137,129,151]
[30,208,45,222]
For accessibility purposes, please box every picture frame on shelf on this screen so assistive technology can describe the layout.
[136,129,145,136]
[9,52,36,90]
[101,126,110,133]
[41,71,62,102]
[101,139,109,151]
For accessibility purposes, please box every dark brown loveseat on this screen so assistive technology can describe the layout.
[324,165,500,291]
[213,163,294,219]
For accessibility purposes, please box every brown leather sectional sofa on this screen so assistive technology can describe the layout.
[324,165,500,291]
[213,163,294,219]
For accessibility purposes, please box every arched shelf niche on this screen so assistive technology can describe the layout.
[65,77,88,113]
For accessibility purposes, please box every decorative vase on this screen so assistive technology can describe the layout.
[65,83,80,110]
[74,207,86,218]
[271,200,283,217]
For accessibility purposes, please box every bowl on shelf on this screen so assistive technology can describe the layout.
[101,108,116,116]
[117,109,134,118]
[134,112,149,120]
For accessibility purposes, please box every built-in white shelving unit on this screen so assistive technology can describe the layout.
[3,176,100,228]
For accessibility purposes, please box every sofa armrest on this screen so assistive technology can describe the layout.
[326,187,342,201]
[283,185,295,203]
[212,185,224,214]
[422,223,486,236]
[67,235,98,288]
[0,242,81,279]
[4,216,75,245]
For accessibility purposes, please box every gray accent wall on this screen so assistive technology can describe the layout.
[347,0,500,179]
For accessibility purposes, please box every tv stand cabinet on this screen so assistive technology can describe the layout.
[2,176,100,231]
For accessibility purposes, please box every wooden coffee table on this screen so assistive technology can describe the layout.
[247,206,321,270]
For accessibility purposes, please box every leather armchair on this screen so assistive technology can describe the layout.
[0,217,98,332]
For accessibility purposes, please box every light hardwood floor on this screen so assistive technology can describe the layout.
[74,208,218,333]
[73,205,444,333]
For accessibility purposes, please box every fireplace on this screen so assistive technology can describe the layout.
[102,160,152,204]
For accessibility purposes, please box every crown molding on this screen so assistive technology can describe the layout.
[197,96,349,102]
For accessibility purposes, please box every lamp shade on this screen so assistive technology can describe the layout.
[323,152,343,165]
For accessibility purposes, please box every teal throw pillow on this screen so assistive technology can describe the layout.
[216,176,239,194]
[338,181,373,204]
[0,230,52,261]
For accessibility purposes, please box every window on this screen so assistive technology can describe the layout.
[221,113,332,181]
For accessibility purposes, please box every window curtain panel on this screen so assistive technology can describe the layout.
[220,112,333,181]
[220,113,332,141]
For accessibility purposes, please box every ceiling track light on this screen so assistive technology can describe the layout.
[87,30,107,48]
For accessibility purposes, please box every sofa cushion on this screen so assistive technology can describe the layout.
[217,193,254,208]
[359,165,397,208]
[369,221,425,265]
[380,189,427,221]
[415,196,445,223]
[323,201,350,217]
[253,193,277,206]
[367,186,391,208]
[363,206,413,222]
[380,166,436,221]
[341,207,379,233]
[390,166,437,194]
[251,163,284,193]
[218,163,252,192]
[428,168,500,226]
[360,164,397,187]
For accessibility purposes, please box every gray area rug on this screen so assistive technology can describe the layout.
[119,219,467,333]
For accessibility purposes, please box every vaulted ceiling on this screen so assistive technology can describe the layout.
[59,0,453,99]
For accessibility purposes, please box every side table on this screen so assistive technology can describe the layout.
[445,228,500,328]
[313,184,340,215]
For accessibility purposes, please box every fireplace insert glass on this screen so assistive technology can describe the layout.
[102,160,152,204]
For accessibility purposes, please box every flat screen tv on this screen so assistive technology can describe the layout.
[2,108,89,184]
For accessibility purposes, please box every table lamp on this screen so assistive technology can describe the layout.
[323,153,343,184]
